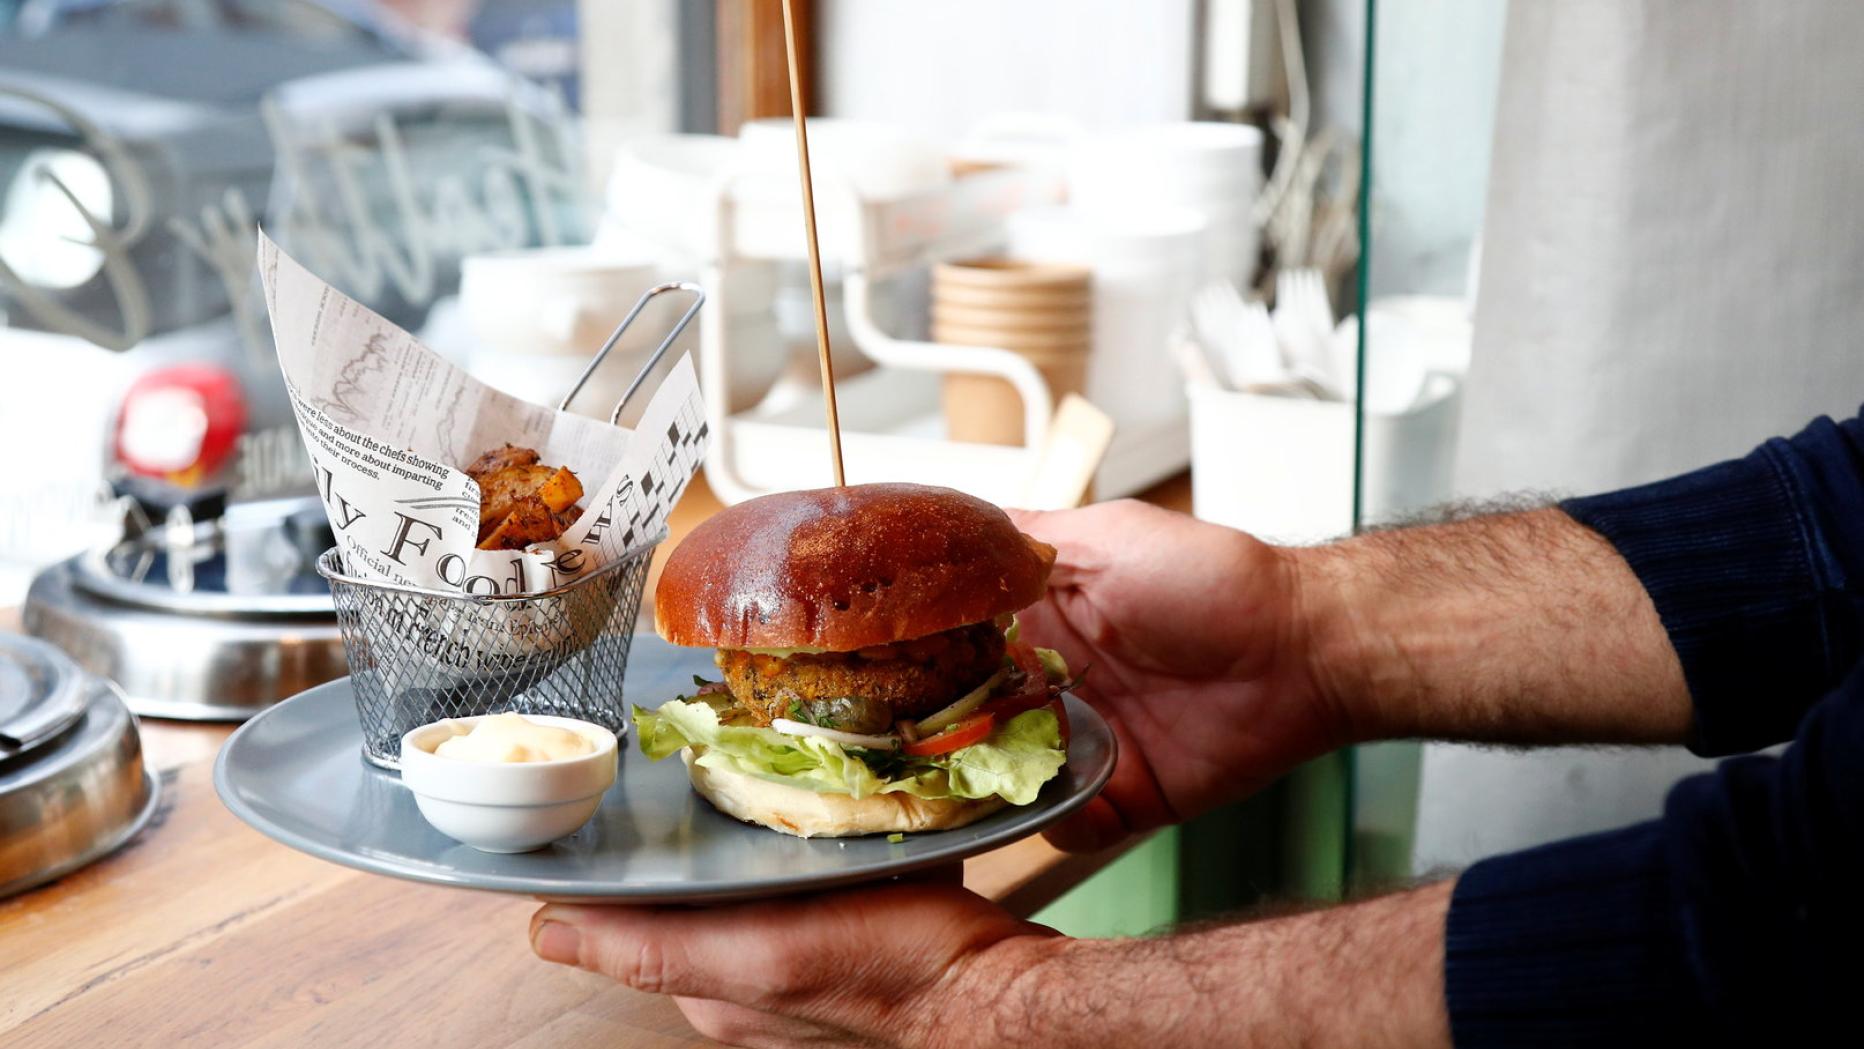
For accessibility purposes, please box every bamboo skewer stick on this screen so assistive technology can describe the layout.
[780,0,847,486]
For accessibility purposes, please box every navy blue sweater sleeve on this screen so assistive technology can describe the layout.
[1560,415,1864,754]
[1444,410,1864,1047]
[1447,669,1864,1046]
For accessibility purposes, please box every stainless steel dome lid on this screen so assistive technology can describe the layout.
[0,635,159,900]
[0,631,89,759]
[70,498,336,618]
[23,496,350,722]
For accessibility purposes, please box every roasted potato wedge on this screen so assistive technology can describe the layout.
[479,498,561,551]
[464,443,540,482]
[476,465,554,534]
[535,466,583,514]
[465,445,585,550]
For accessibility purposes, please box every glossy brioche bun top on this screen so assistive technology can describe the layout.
[655,483,1055,651]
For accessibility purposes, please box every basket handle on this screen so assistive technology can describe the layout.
[557,282,707,426]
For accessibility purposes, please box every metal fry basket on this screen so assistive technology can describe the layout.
[318,541,659,767]
[315,280,705,768]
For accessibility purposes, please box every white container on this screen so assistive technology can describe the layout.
[1188,374,1463,543]
[606,134,742,256]
[457,244,656,413]
[1008,205,1206,432]
[1067,122,1264,289]
[738,118,951,202]
[399,715,619,853]
[462,241,785,416]
[460,244,660,358]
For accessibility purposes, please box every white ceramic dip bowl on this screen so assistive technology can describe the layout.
[399,715,618,853]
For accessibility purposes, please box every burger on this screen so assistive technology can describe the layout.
[633,483,1079,837]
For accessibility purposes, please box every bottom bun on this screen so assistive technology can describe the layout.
[681,748,1009,838]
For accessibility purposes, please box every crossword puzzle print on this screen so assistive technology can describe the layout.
[586,385,708,563]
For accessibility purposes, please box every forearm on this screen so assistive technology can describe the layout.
[1294,507,1691,747]
[966,881,1454,1049]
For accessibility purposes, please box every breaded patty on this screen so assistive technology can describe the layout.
[718,621,1006,729]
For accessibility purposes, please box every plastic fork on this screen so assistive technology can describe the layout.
[1273,267,1339,397]
[1192,281,1284,388]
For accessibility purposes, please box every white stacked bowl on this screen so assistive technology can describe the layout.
[1006,205,1207,431]
[1066,122,1264,290]
[604,134,742,259]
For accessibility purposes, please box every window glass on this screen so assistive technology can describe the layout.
[0,0,686,597]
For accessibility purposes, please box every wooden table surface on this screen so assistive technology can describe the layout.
[0,471,1189,1049]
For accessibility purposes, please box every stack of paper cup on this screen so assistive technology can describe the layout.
[931,260,1093,446]
[1067,122,1263,289]
[1006,206,1207,432]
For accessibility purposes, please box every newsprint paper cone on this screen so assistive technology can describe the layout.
[258,231,707,597]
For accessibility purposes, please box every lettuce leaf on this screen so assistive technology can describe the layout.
[632,700,1066,805]
[1035,646,1068,683]
[931,708,1068,804]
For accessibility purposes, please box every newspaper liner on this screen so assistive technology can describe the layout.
[257,233,706,689]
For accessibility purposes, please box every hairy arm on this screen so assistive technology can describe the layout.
[533,877,1455,1049]
[1294,507,1693,747]
[977,881,1454,1049]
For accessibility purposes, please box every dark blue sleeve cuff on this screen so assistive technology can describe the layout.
[1445,824,1708,1048]
[1561,434,1855,756]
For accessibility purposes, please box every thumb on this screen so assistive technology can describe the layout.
[1005,507,1087,588]
[1004,506,1054,535]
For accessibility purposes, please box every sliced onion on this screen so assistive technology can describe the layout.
[914,667,1009,737]
[770,718,900,751]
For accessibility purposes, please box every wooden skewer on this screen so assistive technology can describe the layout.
[780,0,846,487]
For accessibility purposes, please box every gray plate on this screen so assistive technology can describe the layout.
[213,635,1116,903]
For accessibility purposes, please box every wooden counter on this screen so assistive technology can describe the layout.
[0,472,1189,1049]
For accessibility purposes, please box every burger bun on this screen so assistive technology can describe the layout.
[681,748,1008,838]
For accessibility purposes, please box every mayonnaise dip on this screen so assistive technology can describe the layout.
[432,713,595,763]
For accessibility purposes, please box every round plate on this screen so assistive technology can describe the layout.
[213,634,1116,903]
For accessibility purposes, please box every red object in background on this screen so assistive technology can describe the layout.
[115,364,247,487]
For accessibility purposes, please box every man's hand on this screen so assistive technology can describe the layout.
[529,876,1455,1049]
[1013,501,1695,854]
[1010,501,1348,851]
[529,874,1053,1049]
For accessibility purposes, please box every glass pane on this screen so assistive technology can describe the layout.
[1353,1,1864,887]
[0,0,693,599]
[1351,0,1506,888]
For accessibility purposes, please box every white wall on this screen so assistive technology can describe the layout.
[816,0,1196,138]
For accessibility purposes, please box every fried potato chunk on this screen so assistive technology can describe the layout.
[466,445,585,550]
[479,499,563,551]
[534,466,583,513]
[464,443,540,481]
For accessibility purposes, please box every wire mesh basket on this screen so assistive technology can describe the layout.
[309,280,703,768]
[317,538,661,768]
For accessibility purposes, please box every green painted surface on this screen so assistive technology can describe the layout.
[1032,827,1181,938]
[1350,740,1423,887]
[1282,753,1351,901]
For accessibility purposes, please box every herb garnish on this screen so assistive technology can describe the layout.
[851,747,917,780]
[786,700,841,730]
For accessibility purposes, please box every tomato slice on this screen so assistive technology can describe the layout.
[980,686,1050,721]
[976,637,1075,741]
[902,712,995,756]
[1007,639,1047,685]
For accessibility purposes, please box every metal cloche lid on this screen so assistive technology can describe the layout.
[70,501,335,619]
[0,635,89,760]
